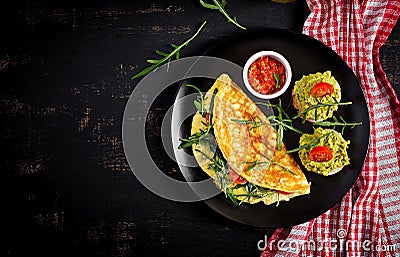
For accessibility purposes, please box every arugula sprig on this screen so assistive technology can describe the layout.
[244,159,298,176]
[195,148,239,205]
[230,111,303,151]
[178,124,213,149]
[287,131,334,153]
[131,21,207,79]
[178,86,218,149]
[234,183,279,206]
[190,117,285,206]
[293,96,352,123]
[198,148,281,206]
[230,115,264,130]
[314,116,362,134]
[212,152,239,205]
[186,84,206,116]
[199,0,246,30]
[258,100,303,151]
[208,88,218,125]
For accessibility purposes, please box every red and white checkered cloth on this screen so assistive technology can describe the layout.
[262,0,400,256]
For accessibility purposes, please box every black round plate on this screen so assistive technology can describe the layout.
[172,29,370,227]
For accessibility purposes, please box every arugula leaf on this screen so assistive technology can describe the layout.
[313,115,362,134]
[193,101,203,114]
[196,148,239,206]
[186,84,206,115]
[257,100,303,151]
[245,160,298,176]
[292,96,352,123]
[131,21,207,79]
[199,0,246,30]
[230,115,264,130]
[287,131,334,153]
[178,124,213,149]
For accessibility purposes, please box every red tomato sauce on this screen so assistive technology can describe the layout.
[247,56,286,95]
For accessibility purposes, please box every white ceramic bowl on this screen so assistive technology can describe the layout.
[242,50,292,99]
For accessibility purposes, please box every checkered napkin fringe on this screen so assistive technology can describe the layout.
[261,0,400,256]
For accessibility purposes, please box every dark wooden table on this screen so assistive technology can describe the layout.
[1,1,399,256]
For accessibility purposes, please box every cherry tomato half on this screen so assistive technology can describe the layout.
[228,169,247,185]
[309,146,333,162]
[310,82,334,98]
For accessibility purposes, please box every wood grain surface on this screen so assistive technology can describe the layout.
[0,1,398,256]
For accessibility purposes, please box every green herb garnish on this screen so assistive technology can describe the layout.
[208,88,218,126]
[178,87,218,149]
[230,115,264,130]
[186,84,206,116]
[178,124,213,149]
[257,100,303,151]
[196,148,239,206]
[244,159,298,176]
[192,129,285,206]
[287,131,334,153]
[313,116,362,134]
[199,0,246,30]
[234,183,279,206]
[293,96,352,123]
[131,21,207,79]
[273,72,280,88]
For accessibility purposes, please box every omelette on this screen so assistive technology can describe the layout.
[186,74,310,206]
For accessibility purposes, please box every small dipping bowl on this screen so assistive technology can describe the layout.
[243,51,292,99]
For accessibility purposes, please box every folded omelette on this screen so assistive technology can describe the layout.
[190,74,310,206]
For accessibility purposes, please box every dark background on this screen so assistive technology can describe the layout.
[0,1,399,256]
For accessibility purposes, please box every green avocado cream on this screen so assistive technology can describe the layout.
[298,128,350,176]
[293,71,341,121]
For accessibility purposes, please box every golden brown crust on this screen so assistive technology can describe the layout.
[211,74,310,194]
